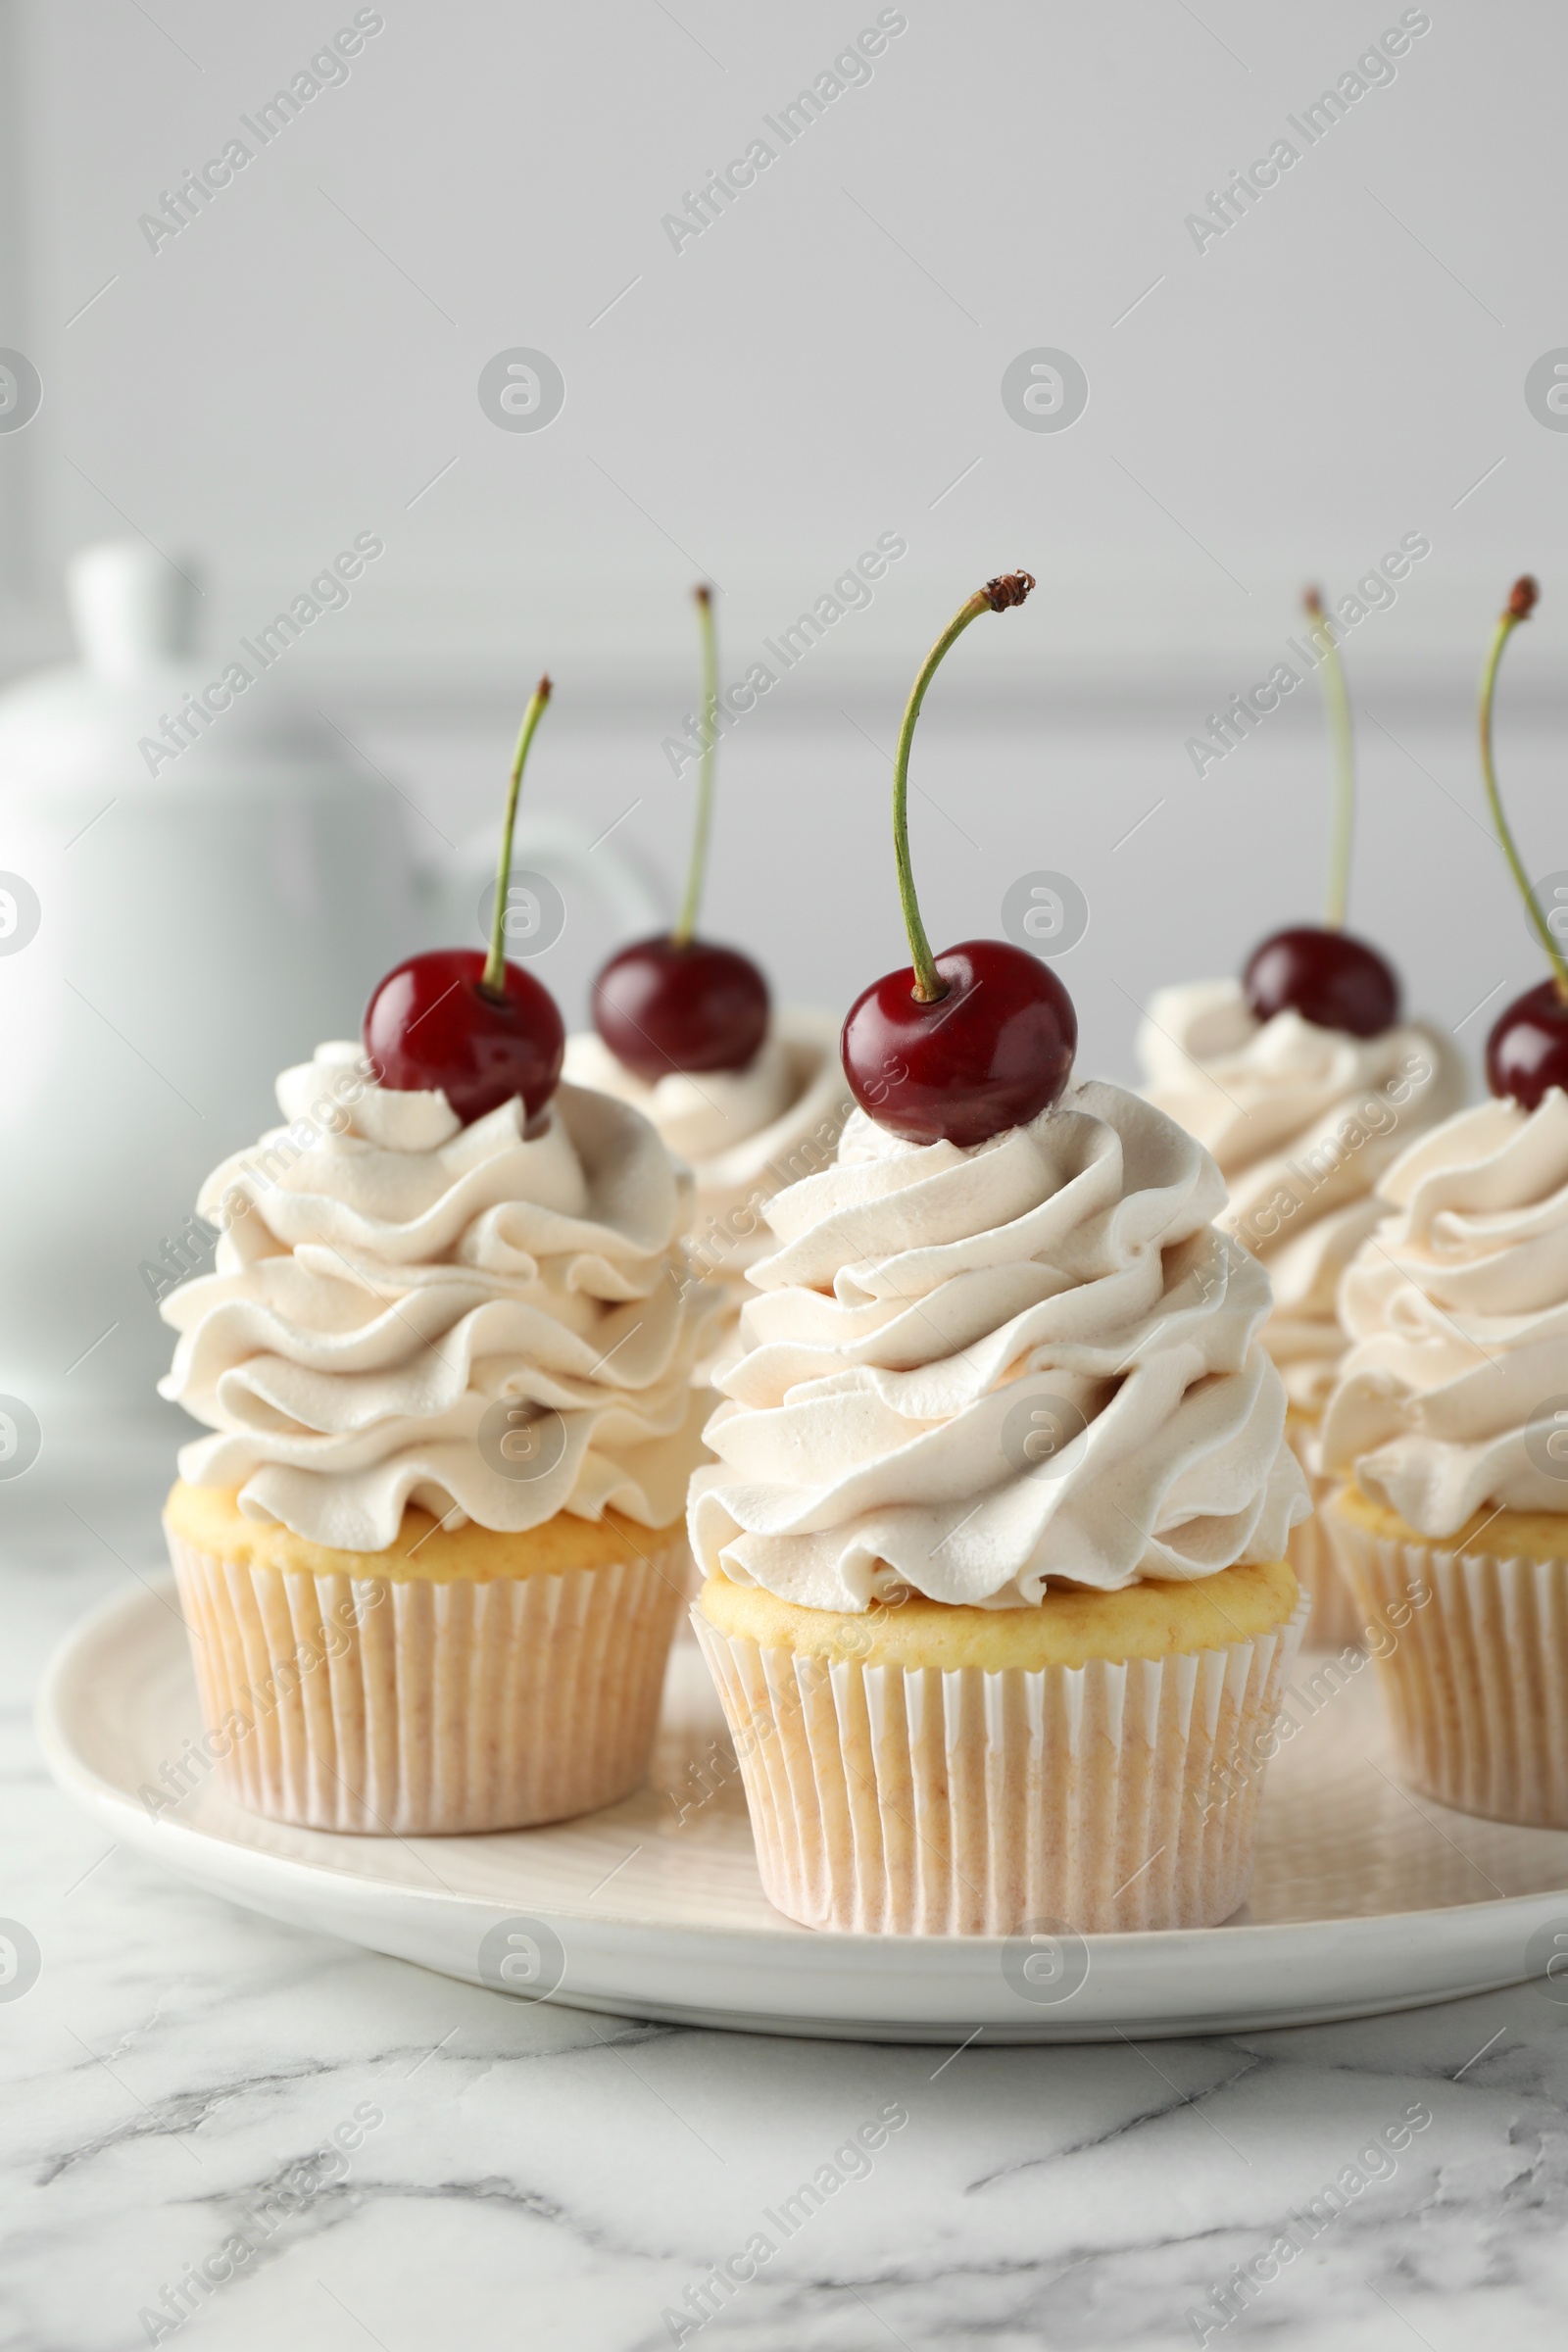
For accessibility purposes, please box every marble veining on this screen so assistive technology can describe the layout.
[3,1441,1567,2350]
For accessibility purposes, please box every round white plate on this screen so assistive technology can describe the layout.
[37,1577,1568,2043]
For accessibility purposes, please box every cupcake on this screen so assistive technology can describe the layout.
[1321,574,1568,1827]
[158,679,712,1834]
[565,1009,848,1381]
[1141,588,1461,1645]
[1320,1094,1568,1824]
[1141,980,1460,1644]
[689,572,1310,1936]
[571,586,848,1383]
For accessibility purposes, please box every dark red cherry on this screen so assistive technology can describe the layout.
[1487,980,1568,1109]
[364,948,564,1127]
[593,934,769,1084]
[841,939,1076,1148]
[1243,925,1399,1039]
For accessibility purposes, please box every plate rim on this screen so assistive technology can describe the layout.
[36,1568,1568,1973]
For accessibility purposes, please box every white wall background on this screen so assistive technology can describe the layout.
[3,0,1567,678]
[2,0,1566,1421]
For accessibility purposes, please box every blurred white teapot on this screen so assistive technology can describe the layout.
[0,541,658,1445]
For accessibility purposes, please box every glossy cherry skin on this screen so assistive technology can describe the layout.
[364,949,564,1127]
[841,939,1077,1148]
[1487,980,1568,1109]
[592,934,770,1084]
[1243,926,1400,1039]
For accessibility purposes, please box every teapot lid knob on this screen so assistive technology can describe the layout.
[67,540,201,681]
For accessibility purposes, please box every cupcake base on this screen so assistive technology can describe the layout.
[166,1483,687,1835]
[692,1564,1307,1936]
[1325,1485,1568,1828]
[1286,1411,1365,1651]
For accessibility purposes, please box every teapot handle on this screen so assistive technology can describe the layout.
[431,810,668,945]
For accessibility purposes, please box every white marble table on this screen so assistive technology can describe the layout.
[4,1438,1567,2352]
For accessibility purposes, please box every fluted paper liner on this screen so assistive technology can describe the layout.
[691,1597,1308,1935]
[1287,1430,1363,1651]
[1325,1500,1568,1828]
[1288,1495,1361,1649]
[168,1529,685,1834]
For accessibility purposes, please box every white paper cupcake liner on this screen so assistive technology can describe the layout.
[1286,1427,1365,1652]
[168,1527,685,1835]
[670,1402,714,1642]
[691,1595,1308,1935]
[1325,1502,1568,1828]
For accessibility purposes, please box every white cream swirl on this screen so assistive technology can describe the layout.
[688,1079,1308,1609]
[1322,1091,1568,1536]
[160,1043,712,1550]
[564,1009,849,1382]
[1139,978,1463,1414]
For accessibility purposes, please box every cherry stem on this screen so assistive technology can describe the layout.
[894,571,1036,1003]
[1478,575,1567,1004]
[1304,587,1354,931]
[672,585,717,950]
[481,674,552,998]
